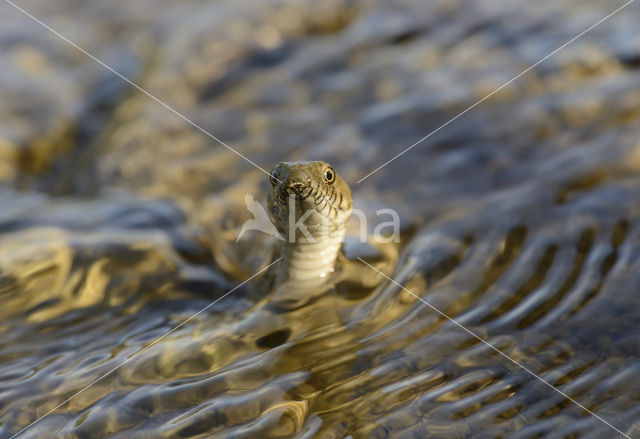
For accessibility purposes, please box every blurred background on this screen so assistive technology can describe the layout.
[1,0,640,437]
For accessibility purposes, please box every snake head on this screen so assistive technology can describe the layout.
[267,161,353,238]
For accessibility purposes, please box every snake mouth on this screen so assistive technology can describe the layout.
[283,184,313,201]
[274,184,325,225]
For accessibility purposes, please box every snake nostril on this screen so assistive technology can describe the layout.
[287,182,305,193]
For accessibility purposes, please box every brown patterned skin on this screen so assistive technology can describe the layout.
[267,161,353,285]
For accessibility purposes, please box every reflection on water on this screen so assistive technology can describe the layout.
[1,0,640,437]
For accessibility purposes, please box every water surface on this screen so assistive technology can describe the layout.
[1,0,640,437]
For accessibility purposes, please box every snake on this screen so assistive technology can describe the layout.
[267,161,354,288]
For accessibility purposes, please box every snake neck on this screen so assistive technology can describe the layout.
[277,228,345,285]
[267,161,353,290]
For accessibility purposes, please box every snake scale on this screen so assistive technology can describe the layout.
[268,161,353,285]
[263,161,396,305]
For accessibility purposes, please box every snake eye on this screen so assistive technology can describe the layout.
[324,168,335,184]
[270,169,279,186]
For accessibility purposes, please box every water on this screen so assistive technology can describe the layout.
[1,0,640,437]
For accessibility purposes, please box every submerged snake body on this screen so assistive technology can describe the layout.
[268,161,353,287]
